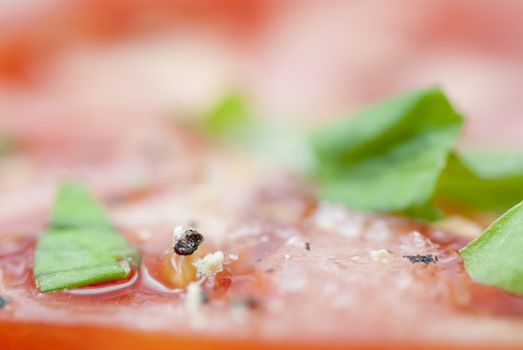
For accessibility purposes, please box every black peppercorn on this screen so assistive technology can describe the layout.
[174,228,204,256]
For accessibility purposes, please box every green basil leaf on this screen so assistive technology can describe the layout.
[460,201,523,295]
[202,93,252,137]
[34,182,140,293]
[438,150,523,213]
[310,87,463,220]
[203,93,314,171]
[49,182,112,228]
[0,134,17,157]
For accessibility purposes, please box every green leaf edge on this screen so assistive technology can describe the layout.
[34,181,141,293]
[310,86,463,221]
[459,201,523,295]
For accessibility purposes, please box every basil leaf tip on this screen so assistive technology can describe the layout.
[34,181,141,293]
[460,201,523,295]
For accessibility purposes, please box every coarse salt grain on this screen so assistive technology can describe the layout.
[285,235,307,249]
[370,249,391,262]
[192,251,224,277]
[185,282,207,329]
[173,226,185,243]
[186,282,204,312]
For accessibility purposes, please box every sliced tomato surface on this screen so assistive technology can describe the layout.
[1,1,523,349]
[0,133,522,349]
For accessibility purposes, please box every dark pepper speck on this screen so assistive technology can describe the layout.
[174,229,204,256]
[403,254,438,265]
[232,296,261,310]
[201,290,210,304]
[0,295,7,309]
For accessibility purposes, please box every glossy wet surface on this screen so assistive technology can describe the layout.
[1,159,523,347]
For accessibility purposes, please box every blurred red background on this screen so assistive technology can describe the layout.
[1,0,522,157]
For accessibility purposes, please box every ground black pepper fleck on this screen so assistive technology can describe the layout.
[233,297,261,310]
[0,295,7,309]
[264,268,274,273]
[201,290,210,304]
[305,242,311,251]
[174,228,204,256]
[403,254,438,265]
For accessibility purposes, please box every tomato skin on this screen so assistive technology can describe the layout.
[1,320,521,350]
